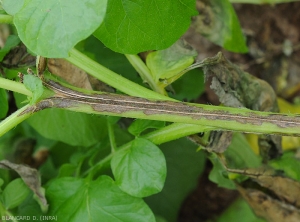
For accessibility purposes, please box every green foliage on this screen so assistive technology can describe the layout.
[0,88,8,119]
[171,68,205,101]
[216,198,266,222]
[1,178,31,210]
[209,133,261,189]
[193,0,248,53]
[128,120,165,136]
[25,109,108,147]
[23,75,44,104]
[0,0,295,221]
[2,0,24,15]
[145,138,206,222]
[111,138,166,197]
[269,152,300,181]
[0,35,20,61]
[12,0,107,57]
[146,40,197,84]
[94,0,197,54]
[46,176,155,221]
[14,92,108,146]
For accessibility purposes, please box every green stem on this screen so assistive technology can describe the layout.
[0,104,33,137]
[125,54,166,95]
[0,77,32,96]
[0,15,13,24]
[107,119,117,153]
[25,88,300,137]
[141,123,213,145]
[67,49,173,101]
[83,122,210,176]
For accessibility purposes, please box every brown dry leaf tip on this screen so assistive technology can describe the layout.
[18,72,24,83]
[47,58,93,90]
[37,56,47,76]
[189,131,233,153]
[26,67,34,75]
[0,160,48,207]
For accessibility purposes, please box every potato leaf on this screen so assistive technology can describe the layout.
[46,176,155,221]
[13,0,107,57]
[111,138,166,197]
[94,0,197,54]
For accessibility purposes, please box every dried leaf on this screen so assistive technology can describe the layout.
[47,58,113,92]
[48,58,93,90]
[249,172,300,208]
[230,166,300,210]
[1,44,35,69]
[202,52,282,160]
[0,160,48,209]
[207,131,233,153]
[238,185,300,222]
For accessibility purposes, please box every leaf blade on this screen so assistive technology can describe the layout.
[111,138,167,197]
[13,0,107,57]
[47,176,155,221]
[94,0,197,54]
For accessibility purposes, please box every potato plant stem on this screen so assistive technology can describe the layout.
[0,15,13,24]
[0,104,33,137]
[0,77,32,96]
[66,49,173,101]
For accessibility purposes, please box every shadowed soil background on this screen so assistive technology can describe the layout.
[179,2,300,221]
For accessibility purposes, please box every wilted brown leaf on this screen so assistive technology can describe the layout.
[0,160,48,209]
[48,58,93,90]
[238,185,300,222]
[201,52,282,161]
[248,171,300,208]
[47,58,114,92]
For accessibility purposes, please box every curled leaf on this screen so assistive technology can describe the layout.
[146,39,197,85]
[0,160,48,210]
[23,74,44,104]
[201,52,282,160]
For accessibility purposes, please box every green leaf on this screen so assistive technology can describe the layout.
[76,35,144,85]
[0,35,20,61]
[47,176,155,221]
[216,198,266,222]
[15,92,108,147]
[18,194,44,218]
[209,133,261,189]
[145,138,206,222]
[0,88,8,119]
[192,0,248,53]
[2,0,24,15]
[269,151,300,181]
[2,178,31,210]
[146,39,197,83]
[94,0,197,54]
[57,164,77,178]
[27,109,108,147]
[23,75,44,104]
[128,119,165,136]
[13,0,108,58]
[171,68,205,101]
[224,133,261,169]
[208,153,236,190]
[111,138,166,197]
